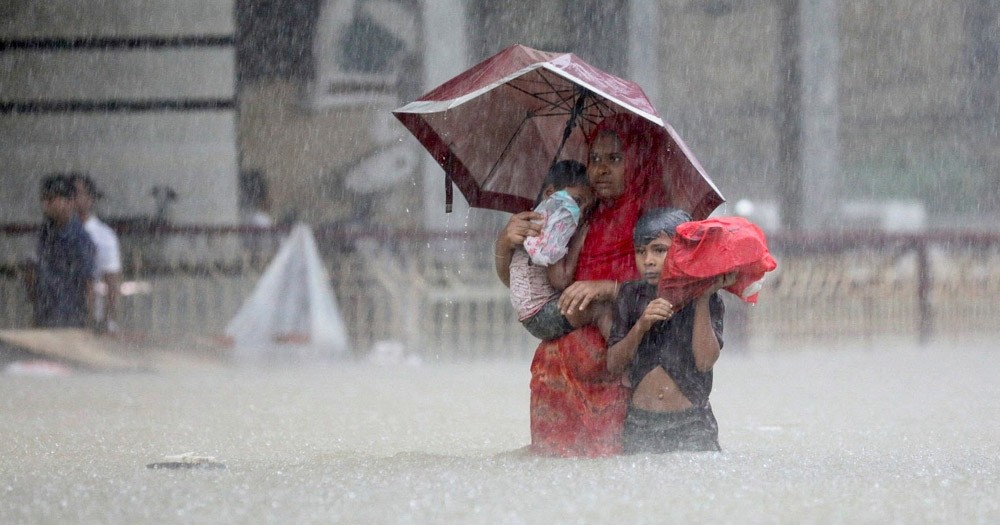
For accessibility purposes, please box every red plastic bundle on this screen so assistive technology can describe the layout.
[658,216,778,310]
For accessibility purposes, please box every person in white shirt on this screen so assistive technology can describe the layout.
[70,173,123,335]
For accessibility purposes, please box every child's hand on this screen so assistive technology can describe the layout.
[638,298,674,331]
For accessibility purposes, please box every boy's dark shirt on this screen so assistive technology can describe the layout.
[608,280,725,408]
[35,217,96,327]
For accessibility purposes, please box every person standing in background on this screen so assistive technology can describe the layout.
[69,173,123,334]
[28,175,96,328]
[239,169,275,266]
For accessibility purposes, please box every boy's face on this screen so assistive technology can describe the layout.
[634,232,672,285]
[41,193,75,224]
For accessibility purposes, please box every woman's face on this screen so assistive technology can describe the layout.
[587,132,627,201]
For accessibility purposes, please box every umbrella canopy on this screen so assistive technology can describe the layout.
[393,44,724,219]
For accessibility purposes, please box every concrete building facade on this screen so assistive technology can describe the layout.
[2,1,997,240]
[0,1,240,229]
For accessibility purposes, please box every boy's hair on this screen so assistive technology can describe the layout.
[535,160,588,204]
[40,174,76,199]
[634,207,692,245]
[67,172,102,199]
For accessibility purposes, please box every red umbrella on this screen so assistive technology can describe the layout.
[393,44,724,219]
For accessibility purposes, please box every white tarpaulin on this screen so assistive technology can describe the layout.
[225,223,349,361]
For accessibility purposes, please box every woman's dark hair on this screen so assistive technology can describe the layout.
[633,207,692,245]
[535,160,588,205]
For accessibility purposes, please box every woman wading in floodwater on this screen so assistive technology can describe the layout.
[494,114,669,456]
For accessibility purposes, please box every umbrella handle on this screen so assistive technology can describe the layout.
[551,87,591,165]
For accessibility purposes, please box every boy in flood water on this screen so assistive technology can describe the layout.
[606,207,736,453]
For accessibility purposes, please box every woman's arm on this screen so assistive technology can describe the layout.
[557,279,617,316]
[607,297,673,374]
[494,211,543,287]
[691,273,736,372]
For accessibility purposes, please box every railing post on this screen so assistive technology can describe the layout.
[916,238,932,344]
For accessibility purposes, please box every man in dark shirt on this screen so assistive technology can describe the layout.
[606,208,735,454]
[28,175,96,328]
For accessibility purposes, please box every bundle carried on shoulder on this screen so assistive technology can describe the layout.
[658,216,778,310]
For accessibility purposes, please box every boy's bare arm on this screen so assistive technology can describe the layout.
[691,273,737,372]
[547,223,588,290]
[103,272,122,333]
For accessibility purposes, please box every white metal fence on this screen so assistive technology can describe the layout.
[0,227,537,360]
[3,227,1000,359]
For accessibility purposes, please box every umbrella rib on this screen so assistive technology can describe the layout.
[591,97,615,114]
[481,112,533,191]
[539,69,578,114]
[584,97,614,117]
[505,69,621,119]
[513,64,632,119]
[506,82,574,113]
[532,110,582,118]
[577,97,617,129]
[531,90,613,122]
[506,67,583,113]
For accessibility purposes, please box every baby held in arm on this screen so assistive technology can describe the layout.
[504,160,613,341]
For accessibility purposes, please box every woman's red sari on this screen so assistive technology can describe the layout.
[529,114,668,457]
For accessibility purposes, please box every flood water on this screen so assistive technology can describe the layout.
[2,339,998,524]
